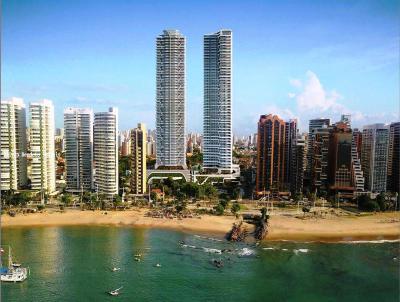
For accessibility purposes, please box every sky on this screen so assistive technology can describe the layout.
[2,0,399,135]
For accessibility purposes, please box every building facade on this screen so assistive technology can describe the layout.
[64,108,93,192]
[130,123,147,194]
[290,134,306,194]
[256,114,285,194]
[351,130,365,192]
[328,122,354,196]
[283,119,297,187]
[93,108,119,197]
[361,124,389,192]
[307,118,330,177]
[156,30,186,169]
[30,100,56,194]
[311,125,331,193]
[0,98,28,190]
[203,29,233,173]
[387,122,399,193]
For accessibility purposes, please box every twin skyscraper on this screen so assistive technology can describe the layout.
[156,29,233,174]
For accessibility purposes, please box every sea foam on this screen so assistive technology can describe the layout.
[238,248,255,256]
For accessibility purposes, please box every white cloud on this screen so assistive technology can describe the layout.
[290,70,346,113]
[289,78,302,88]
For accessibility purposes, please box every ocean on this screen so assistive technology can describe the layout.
[1,226,399,301]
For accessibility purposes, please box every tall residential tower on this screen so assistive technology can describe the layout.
[203,29,233,173]
[64,108,93,192]
[361,124,389,192]
[0,98,28,190]
[156,30,186,169]
[93,108,119,197]
[30,100,56,194]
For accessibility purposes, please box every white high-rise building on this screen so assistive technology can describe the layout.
[0,97,28,190]
[93,107,118,197]
[30,99,56,194]
[361,123,390,192]
[64,108,93,192]
[203,29,233,173]
[156,29,186,169]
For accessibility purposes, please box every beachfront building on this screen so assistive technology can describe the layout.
[156,29,186,169]
[351,130,365,193]
[130,123,147,194]
[64,108,93,192]
[361,124,389,192]
[306,118,330,180]
[203,29,233,174]
[310,125,331,194]
[255,114,286,195]
[283,119,297,188]
[328,122,354,197]
[290,134,307,194]
[30,100,56,194]
[93,108,119,198]
[0,98,28,190]
[387,122,399,193]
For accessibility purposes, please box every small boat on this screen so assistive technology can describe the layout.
[155,263,161,268]
[134,257,141,262]
[111,267,120,272]
[134,254,142,258]
[1,246,28,282]
[108,286,123,296]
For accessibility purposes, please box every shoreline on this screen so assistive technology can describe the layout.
[1,209,400,243]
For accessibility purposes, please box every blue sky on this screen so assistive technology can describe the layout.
[2,0,399,135]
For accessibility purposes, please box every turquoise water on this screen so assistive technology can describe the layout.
[1,226,399,302]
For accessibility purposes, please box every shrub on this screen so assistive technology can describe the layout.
[231,202,241,215]
[214,204,225,216]
[357,195,380,212]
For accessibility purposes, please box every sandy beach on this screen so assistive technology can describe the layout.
[2,209,400,242]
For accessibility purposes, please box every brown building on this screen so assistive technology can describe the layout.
[130,123,147,194]
[328,122,354,196]
[256,114,286,195]
[283,119,297,188]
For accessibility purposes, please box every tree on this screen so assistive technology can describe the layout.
[150,192,158,203]
[82,192,92,204]
[376,193,386,211]
[175,202,187,213]
[61,194,74,206]
[293,193,303,202]
[12,192,31,206]
[319,190,328,199]
[231,202,240,215]
[219,199,229,209]
[357,194,380,212]
[214,204,225,215]
[113,194,122,208]
[181,182,199,198]
[204,184,218,201]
